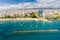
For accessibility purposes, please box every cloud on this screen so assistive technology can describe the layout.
[36,0,60,8]
[0,0,60,10]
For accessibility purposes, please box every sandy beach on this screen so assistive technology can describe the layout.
[0,18,52,23]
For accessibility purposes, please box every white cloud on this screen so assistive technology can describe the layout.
[0,0,60,10]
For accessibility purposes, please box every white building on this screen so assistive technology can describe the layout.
[0,9,38,17]
[42,9,60,18]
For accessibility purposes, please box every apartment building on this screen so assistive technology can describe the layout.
[42,9,60,18]
[0,9,38,17]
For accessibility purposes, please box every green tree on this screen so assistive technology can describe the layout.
[30,12,37,18]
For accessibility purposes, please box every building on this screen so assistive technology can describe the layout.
[0,9,38,18]
[42,9,60,18]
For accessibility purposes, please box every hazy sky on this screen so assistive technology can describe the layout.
[0,0,60,9]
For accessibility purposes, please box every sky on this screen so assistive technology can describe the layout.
[0,0,35,5]
[0,0,60,10]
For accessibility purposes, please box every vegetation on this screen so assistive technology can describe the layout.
[53,16,60,19]
[0,11,60,21]
[30,12,37,18]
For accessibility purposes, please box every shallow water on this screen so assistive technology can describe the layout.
[0,20,60,40]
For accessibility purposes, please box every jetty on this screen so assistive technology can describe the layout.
[13,29,59,33]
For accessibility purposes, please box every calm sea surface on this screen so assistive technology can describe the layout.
[0,20,60,40]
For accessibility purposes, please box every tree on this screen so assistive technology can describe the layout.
[30,12,37,18]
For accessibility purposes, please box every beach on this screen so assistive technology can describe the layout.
[0,18,52,23]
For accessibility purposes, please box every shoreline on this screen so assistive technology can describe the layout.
[0,18,47,20]
[0,18,52,23]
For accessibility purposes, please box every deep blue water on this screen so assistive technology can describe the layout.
[0,20,60,40]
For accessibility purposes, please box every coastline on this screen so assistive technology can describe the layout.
[0,18,45,20]
[0,18,52,23]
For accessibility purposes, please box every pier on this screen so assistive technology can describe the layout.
[13,29,59,33]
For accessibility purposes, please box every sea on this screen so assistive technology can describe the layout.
[0,20,60,40]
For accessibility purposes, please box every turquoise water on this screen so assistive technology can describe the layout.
[0,20,60,40]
